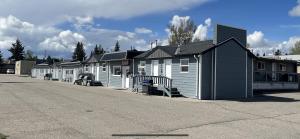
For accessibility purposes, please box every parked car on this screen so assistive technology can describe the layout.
[74,73,102,86]
[44,73,52,80]
[6,69,15,74]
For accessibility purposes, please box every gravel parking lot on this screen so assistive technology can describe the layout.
[0,74,300,139]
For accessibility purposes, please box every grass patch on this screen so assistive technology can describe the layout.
[0,133,8,139]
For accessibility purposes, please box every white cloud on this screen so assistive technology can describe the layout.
[170,15,191,29]
[0,0,212,25]
[247,31,300,55]
[0,15,59,57]
[39,30,86,52]
[289,0,300,16]
[247,31,271,48]
[192,18,211,41]
[135,27,153,34]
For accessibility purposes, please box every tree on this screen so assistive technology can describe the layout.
[168,18,197,46]
[24,50,37,61]
[0,50,3,65]
[93,45,100,54]
[114,41,120,52]
[274,49,282,56]
[290,41,300,54]
[46,56,53,65]
[9,39,25,61]
[72,42,86,61]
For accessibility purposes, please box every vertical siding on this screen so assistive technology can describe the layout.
[247,55,253,98]
[99,62,108,86]
[109,61,122,88]
[171,56,197,98]
[201,51,213,100]
[215,40,247,99]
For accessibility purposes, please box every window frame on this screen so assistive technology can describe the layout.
[112,66,121,76]
[102,63,107,72]
[180,59,189,73]
[279,64,286,71]
[257,61,265,70]
[138,61,146,75]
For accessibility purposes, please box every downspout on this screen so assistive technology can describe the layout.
[194,55,200,99]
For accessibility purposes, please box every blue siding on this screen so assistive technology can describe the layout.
[99,62,108,86]
[109,61,122,88]
[215,40,247,99]
[171,56,197,98]
[201,51,213,100]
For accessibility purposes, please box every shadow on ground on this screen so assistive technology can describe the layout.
[237,94,300,102]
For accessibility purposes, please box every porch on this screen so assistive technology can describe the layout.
[253,71,299,90]
[132,75,181,97]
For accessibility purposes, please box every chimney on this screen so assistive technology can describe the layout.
[214,24,247,47]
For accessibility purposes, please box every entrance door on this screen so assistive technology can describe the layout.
[122,66,130,88]
[152,60,159,76]
[165,59,172,78]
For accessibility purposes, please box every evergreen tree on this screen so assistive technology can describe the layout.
[114,41,120,52]
[93,44,100,54]
[46,56,53,65]
[9,39,25,61]
[72,42,86,61]
[24,50,37,61]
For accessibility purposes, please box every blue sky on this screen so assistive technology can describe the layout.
[0,0,299,58]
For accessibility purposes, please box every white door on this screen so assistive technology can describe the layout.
[122,66,130,88]
[152,60,159,76]
[165,59,172,78]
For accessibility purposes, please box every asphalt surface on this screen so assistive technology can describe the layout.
[0,74,300,139]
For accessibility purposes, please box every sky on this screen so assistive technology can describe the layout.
[0,0,300,58]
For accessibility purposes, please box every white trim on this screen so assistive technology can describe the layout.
[252,58,254,97]
[199,55,202,100]
[180,58,189,73]
[214,48,217,100]
[112,66,121,76]
[164,59,172,78]
[245,51,248,98]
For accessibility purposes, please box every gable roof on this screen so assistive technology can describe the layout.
[201,37,256,57]
[135,40,214,59]
[101,50,144,61]
[176,40,214,56]
[84,53,103,63]
[60,61,82,67]
[101,52,127,61]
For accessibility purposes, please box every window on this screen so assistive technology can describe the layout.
[102,63,106,72]
[180,59,189,73]
[279,64,286,71]
[70,70,73,74]
[85,65,89,72]
[138,61,146,75]
[257,61,265,70]
[113,66,121,76]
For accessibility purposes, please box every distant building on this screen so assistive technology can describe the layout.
[15,60,36,75]
[264,55,300,73]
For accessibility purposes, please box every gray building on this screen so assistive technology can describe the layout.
[253,57,298,90]
[132,24,255,99]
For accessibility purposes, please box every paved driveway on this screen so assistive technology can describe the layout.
[0,75,300,139]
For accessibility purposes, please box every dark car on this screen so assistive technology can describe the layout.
[74,73,102,86]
